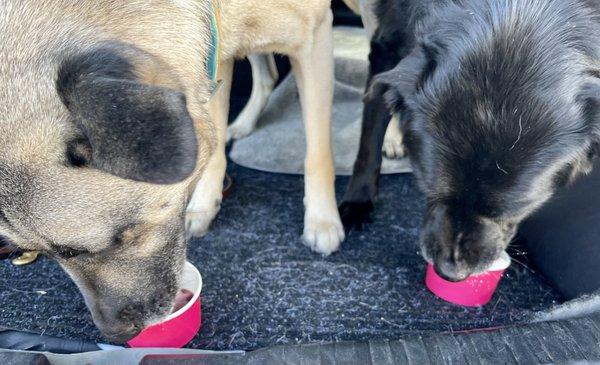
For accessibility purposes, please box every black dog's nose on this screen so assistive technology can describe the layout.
[434,261,472,282]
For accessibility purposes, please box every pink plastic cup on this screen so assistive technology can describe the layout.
[127,261,203,348]
[425,252,511,307]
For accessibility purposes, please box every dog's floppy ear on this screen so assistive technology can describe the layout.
[366,43,439,114]
[579,79,600,127]
[56,44,198,184]
[561,78,600,182]
[578,78,600,152]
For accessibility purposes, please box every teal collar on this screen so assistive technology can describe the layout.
[206,1,220,82]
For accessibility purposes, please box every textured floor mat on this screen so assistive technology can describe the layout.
[0,163,562,351]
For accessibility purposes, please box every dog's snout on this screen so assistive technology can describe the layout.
[422,203,504,281]
[93,305,146,343]
[434,260,473,282]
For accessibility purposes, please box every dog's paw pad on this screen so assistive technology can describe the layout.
[303,218,345,256]
[339,201,374,232]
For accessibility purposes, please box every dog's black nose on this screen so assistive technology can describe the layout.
[434,261,471,282]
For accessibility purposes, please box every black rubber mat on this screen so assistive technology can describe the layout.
[0,162,562,351]
[142,311,600,364]
[4,307,599,365]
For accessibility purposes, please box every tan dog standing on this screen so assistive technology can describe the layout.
[224,0,405,185]
[0,0,347,342]
[187,0,346,255]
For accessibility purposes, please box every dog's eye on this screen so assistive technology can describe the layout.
[111,223,138,247]
[65,137,92,167]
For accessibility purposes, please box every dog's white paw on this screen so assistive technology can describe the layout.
[185,200,221,238]
[226,120,256,142]
[382,128,406,159]
[303,215,345,256]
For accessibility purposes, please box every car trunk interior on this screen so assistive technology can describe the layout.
[0,2,598,363]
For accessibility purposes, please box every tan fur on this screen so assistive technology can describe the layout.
[186,0,345,254]
[225,0,406,161]
[0,0,217,342]
[342,0,362,14]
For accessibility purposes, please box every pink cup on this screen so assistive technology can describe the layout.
[127,261,203,348]
[425,252,511,307]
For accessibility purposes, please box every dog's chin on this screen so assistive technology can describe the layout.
[93,317,144,343]
[420,244,503,278]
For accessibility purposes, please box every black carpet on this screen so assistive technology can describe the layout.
[0,162,562,351]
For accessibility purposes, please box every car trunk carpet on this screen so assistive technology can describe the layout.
[0,162,562,351]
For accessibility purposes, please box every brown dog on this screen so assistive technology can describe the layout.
[1,0,345,342]
[0,0,216,342]
[186,0,346,255]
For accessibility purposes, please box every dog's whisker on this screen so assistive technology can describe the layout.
[496,161,509,175]
[510,256,535,273]
[509,116,523,151]
[506,247,528,256]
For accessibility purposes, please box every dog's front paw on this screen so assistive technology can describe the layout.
[382,135,406,159]
[303,215,345,256]
[339,201,374,232]
[382,117,406,159]
[185,200,221,238]
[382,129,406,159]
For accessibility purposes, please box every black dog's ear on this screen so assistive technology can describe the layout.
[579,79,600,128]
[56,45,198,184]
[561,79,600,183]
[578,79,600,151]
[367,43,437,114]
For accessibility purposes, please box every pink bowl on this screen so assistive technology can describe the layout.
[127,262,202,348]
[425,252,510,307]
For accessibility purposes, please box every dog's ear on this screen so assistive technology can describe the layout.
[367,43,439,114]
[56,44,198,184]
[579,79,600,128]
[578,78,600,153]
[560,79,600,183]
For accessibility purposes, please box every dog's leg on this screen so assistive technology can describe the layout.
[358,0,379,39]
[342,0,361,15]
[339,35,401,230]
[339,90,391,230]
[354,0,405,160]
[186,60,234,237]
[290,10,344,255]
[227,54,279,142]
[382,115,405,159]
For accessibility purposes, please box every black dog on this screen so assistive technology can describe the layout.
[340,0,600,281]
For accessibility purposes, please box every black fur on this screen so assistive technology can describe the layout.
[48,243,90,259]
[339,0,435,230]
[341,0,600,280]
[56,43,198,184]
